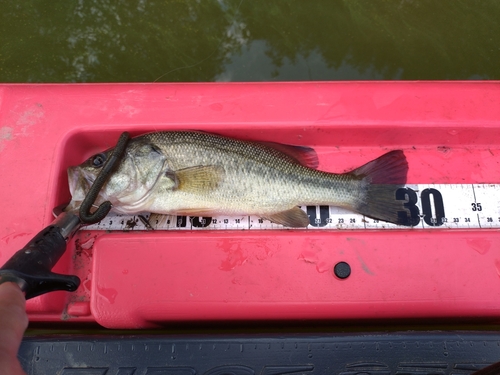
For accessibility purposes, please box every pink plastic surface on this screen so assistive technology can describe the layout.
[0,82,499,328]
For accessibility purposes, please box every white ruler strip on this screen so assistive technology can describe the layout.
[82,184,500,231]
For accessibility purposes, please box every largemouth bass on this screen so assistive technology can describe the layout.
[66,131,409,227]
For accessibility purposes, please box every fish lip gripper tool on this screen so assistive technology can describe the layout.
[0,209,81,299]
[0,132,130,299]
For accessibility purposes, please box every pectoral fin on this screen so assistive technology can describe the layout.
[263,207,310,228]
[174,165,225,193]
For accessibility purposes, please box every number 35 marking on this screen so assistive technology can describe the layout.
[471,202,482,211]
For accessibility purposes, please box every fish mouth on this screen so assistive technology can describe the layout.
[65,166,102,213]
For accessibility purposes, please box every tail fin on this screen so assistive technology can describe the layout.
[350,150,410,226]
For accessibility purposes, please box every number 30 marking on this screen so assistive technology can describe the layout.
[396,188,445,227]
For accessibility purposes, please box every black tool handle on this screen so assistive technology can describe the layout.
[0,214,81,299]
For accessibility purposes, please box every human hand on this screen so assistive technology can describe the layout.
[0,282,28,375]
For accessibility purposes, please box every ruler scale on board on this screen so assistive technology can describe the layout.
[82,184,500,231]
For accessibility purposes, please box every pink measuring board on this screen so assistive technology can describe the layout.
[0,82,499,328]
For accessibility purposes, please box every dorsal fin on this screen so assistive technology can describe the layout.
[189,131,320,169]
[258,142,319,169]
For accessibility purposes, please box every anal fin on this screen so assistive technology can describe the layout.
[263,207,310,228]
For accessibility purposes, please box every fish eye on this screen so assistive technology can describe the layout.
[91,153,107,168]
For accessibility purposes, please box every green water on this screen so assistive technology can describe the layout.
[1,0,499,82]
